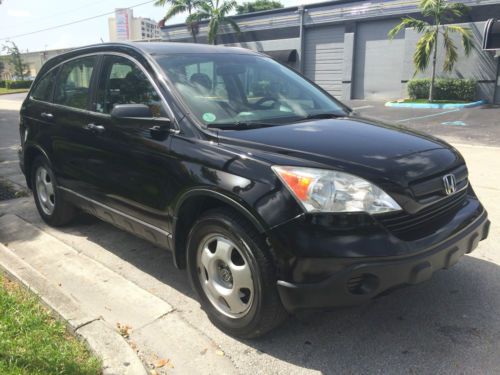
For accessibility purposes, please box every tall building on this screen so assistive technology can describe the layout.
[108,8,160,42]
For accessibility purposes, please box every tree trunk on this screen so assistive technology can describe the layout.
[429,30,438,102]
[191,27,197,43]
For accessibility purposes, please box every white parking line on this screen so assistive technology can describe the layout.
[352,105,374,110]
[396,109,460,123]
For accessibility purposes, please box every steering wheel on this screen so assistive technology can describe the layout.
[254,96,280,109]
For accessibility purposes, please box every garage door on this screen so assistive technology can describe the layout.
[353,19,405,100]
[304,25,345,98]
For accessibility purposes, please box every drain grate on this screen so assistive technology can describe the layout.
[0,180,23,201]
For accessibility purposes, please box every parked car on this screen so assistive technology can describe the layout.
[18,42,490,338]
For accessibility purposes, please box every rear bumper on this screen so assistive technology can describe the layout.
[276,210,490,312]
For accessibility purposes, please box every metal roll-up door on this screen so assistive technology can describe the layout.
[304,25,345,97]
[353,19,405,100]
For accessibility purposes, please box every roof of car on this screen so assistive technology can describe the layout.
[129,41,259,55]
[37,42,261,78]
[61,41,260,58]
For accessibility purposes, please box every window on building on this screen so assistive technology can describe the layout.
[95,55,166,117]
[54,56,96,109]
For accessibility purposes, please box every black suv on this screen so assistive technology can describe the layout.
[19,42,490,338]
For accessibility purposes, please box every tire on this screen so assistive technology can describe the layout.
[31,155,76,226]
[186,208,288,338]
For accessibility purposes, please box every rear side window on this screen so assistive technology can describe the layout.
[95,55,165,117]
[54,56,96,110]
[31,68,58,102]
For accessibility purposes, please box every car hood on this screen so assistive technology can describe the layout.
[217,116,464,188]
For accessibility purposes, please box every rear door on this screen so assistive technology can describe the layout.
[50,55,99,192]
[83,54,176,233]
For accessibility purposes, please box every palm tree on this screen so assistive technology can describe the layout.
[155,0,201,43]
[388,0,473,101]
[189,0,240,45]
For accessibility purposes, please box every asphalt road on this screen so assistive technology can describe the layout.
[1,93,500,374]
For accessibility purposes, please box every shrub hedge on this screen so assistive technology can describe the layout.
[407,78,476,102]
[4,80,33,89]
[0,80,5,88]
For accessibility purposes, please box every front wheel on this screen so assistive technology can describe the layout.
[186,208,288,338]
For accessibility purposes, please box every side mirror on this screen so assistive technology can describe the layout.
[111,104,171,141]
[111,104,153,119]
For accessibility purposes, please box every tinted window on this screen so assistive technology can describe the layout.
[31,68,58,102]
[96,55,165,117]
[54,56,96,110]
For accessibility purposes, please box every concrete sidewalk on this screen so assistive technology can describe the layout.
[0,212,237,374]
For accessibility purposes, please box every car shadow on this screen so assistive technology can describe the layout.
[9,206,500,373]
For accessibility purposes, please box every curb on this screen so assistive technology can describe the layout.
[385,100,487,109]
[0,90,29,96]
[0,243,148,375]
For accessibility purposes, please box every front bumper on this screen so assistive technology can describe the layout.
[274,204,490,312]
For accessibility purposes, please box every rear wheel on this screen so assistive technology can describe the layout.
[31,156,76,226]
[187,208,288,338]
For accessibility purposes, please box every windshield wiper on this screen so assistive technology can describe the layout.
[207,121,277,130]
[303,112,345,120]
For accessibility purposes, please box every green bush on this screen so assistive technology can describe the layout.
[5,80,33,89]
[407,78,476,102]
[0,80,5,88]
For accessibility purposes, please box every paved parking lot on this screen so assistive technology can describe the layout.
[1,94,499,374]
[347,100,500,147]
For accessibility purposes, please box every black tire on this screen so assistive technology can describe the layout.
[186,208,288,338]
[31,155,76,226]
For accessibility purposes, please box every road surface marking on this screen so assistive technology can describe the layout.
[396,109,460,123]
[352,105,374,110]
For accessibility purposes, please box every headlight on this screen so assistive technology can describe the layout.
[272,166,401,214]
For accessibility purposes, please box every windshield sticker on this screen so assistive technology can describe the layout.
[203,113,216,122]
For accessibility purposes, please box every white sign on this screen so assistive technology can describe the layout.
[115,8,132,41]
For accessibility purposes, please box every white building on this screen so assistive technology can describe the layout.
[108,9,161,42]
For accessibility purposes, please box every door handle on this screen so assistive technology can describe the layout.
[40,112,54,120]
[85,123,106,133]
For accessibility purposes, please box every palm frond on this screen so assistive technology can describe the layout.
[223,17,240,34]
[419,0,438,10]
[164,2,188,21]
[445,2,470,18]
[442,29,458,72]
[413,30,437,74]
[388,17,430,39]
[188,10,209,22]
[445,25,473,55]
[219,0,237,15]
[154,0,172,7]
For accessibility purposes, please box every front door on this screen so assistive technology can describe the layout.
[84,54,176,234]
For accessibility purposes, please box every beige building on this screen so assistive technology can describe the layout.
[1,48,71,80]
[108,8,160,42]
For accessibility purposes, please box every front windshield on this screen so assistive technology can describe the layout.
[154,53,348,128]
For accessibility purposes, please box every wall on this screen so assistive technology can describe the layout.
[403,21,497,102]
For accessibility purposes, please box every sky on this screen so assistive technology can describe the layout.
[0,0,319,53]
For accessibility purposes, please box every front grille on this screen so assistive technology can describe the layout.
[410,165,468,202]
[377,189,468,240]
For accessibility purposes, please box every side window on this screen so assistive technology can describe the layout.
[31,67,59,102]
[54,56,96,110]
[96,55,165,117]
